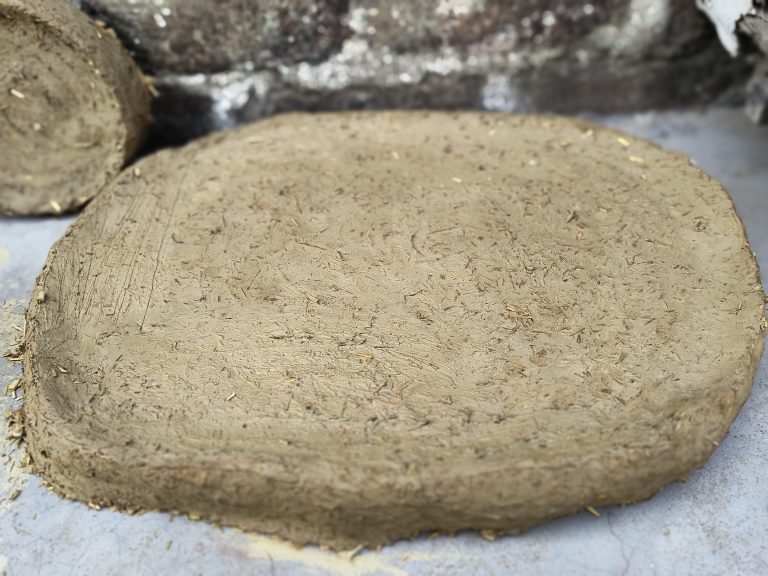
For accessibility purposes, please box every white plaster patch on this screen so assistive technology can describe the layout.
[696,0,755,56]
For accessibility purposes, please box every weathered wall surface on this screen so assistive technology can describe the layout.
[696,0,768,122]
[696,0,768,55]
[81,1,748,144]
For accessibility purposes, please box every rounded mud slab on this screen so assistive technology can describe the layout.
[22,112,765,548]
[0,0,149,215]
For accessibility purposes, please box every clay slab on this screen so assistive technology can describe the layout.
[0,0,149,215]
[21,112,765,548]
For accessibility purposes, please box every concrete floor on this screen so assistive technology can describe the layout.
[0,108,766,576]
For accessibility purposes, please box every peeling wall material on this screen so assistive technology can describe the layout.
[696,1,768,123]
[695,0,754,55]
[697,0,768,56]
[80,1,747,145]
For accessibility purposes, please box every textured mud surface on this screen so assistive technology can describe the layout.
[81,1,748,146]
[0,0,149,215]
[22,112,765,548]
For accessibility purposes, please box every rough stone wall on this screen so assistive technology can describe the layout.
[81,1,748,145]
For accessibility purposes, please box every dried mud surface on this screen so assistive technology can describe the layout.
[0,0,149,215]
[22,112,765,548]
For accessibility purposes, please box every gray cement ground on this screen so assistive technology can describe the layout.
[0,108,766,576]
